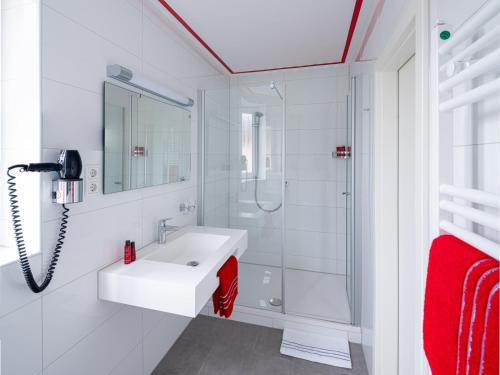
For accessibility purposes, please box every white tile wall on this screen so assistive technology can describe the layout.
[0,1,229,375]
[0,300,43,375]
[202,88,231,228]
[284,72,349,275]
[109,344,143,375]
[43,307,142,375]
[42,271,123,365]
[142,313,190,374]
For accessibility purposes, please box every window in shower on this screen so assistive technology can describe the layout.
[241,113,254,178]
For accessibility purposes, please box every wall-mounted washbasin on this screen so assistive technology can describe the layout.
[145,232,230,266]
[98,226,247,317]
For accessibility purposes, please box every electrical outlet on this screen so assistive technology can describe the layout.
[86,164,100,180]
[85,164,99,196]
[87,181,99,195]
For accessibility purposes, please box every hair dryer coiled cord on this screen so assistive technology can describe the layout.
[7,165,69,293]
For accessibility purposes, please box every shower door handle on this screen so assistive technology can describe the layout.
[342,192,351,196]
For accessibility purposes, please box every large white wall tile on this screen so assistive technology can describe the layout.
[0,300,42,375]
[286,180,336,207]
[0,256,41,318]
[286,102,338,130]
[109,343,143,375]
[286,154,338,181]
[141,186,197,245]
[286,205,336,233]
[42,271,122,365]
[42,5,141,94]
[286,230,337,259]
[142,12,216,79]
[142,314,190,375]
[142,309,168,336]
[42,79,102,150]
[42,200,142,291]
[141,62,197,105]
[43,307,142,375]
[286,76,338,105]
[43,0,142,56]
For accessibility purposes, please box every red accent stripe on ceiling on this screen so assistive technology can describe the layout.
[356,0,385,61]
[157,0,234,73]
[158,0,364,74]
[235,61,343,75]
[342,0,364,62]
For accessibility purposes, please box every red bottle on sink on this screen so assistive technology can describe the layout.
[124,240,132,264]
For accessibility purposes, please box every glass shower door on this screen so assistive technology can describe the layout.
[283,75,352,324]
[228,81,285,312]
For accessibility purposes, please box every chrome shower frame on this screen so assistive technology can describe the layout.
[198,79,356,324]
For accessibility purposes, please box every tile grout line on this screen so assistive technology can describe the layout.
[42,4,142,59]
[41,305,126,370]
[41,183,198,223]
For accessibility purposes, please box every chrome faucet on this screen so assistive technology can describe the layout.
[158,218,179,244]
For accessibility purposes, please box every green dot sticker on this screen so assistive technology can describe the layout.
[440,30,451,40]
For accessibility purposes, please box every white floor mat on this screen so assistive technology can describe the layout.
[280,328,352,369]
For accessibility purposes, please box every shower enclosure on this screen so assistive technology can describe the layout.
[199,73,355,324]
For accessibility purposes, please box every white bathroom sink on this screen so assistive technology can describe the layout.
[98,226,247,317]
[145,232,230,266]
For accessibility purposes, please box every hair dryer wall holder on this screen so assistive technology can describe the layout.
[52,179,83,204]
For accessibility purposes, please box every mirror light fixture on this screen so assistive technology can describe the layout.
[106,64,194,107]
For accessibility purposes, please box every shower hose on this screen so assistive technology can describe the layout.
[7,165,69,293]
[254,177,282,213]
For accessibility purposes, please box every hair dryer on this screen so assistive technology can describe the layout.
[24,149,82,178]
[6,150,83,293]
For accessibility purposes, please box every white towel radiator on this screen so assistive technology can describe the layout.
[431,0,500,260]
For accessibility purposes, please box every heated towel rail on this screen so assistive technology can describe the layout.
[434,0,500,259]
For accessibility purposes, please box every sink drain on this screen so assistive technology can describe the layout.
[186,261,199,267]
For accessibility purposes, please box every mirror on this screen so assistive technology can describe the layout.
[103,82,191,194]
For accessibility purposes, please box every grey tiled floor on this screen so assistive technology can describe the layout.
[152,315,369,375]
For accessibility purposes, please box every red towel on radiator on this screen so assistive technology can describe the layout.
[423,235,499,375]
[213,256,238,318]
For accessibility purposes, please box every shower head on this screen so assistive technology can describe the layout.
[252,112,264,126]
[269,81,283,100]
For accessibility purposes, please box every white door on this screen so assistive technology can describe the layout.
[397,55,416,375]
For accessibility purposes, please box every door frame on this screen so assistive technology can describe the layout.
[371,0,431,373]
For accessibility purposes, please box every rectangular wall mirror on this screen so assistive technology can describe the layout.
[103,82,191,194]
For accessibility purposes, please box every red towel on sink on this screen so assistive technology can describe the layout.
[423,235,499,375]
[213,256,238,318]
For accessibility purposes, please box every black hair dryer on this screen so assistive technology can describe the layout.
[7,150,83,293]
[52,150,84,204]
[22,149,83,203]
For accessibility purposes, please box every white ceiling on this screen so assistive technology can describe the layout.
[161,0,368,74]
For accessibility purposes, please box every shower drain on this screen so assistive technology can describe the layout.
[186,261,199,267]
[269,297,282,307]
